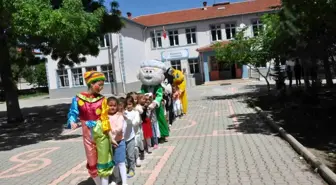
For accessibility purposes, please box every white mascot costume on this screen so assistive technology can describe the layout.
[137,59,170,140]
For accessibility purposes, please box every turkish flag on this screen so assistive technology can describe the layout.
[163,26,167,39]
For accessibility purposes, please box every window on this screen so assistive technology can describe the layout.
[188,59,200,74]
[101,65,114,83]
[252,19,263,37]
[170,60,181,71]
[168,30,179,46]
[57,69,69,87]
[71,68,84,86]
[225,23,236,40]
[150,31,162,48]
[86,66,97,72]
[99,34,110,47]
[186,28,196,44]
[210,24,222,41]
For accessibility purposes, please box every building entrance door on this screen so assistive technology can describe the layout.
[209,56,235,81]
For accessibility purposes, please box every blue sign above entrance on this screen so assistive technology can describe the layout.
[161,49,189,61]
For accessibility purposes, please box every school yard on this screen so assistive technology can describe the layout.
[0,82,327,185]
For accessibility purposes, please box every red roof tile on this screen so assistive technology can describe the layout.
[132,0,280,27]
[197,41,230,52]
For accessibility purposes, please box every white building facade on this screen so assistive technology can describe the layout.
[46,0,279,98]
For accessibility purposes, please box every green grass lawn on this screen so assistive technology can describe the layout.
[19,92,48,99]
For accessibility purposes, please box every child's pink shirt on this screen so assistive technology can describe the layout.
[109,114,125,141]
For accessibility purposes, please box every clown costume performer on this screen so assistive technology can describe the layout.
[137,59,170,140]
[67,71,114,185]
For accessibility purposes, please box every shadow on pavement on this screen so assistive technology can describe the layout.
[0,103,81,151]
[205,83,336,173]
[78,176,119,185]
[227,113,277,135]
[204,84,270,101]
[249,85,336,172]
[78,178,94,185]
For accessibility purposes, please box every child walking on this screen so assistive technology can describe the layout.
[127,92,138,104]
[107,97,127,185]
[172,85,182,118]
[148,94,160,149]
[126,94,143,167]
[140,94,153,154]
[136,94,146,160]
[124,96,140,178]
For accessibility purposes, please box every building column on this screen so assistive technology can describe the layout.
[202,53,210,82]
[67,68,73,88]
[242,65,249,79]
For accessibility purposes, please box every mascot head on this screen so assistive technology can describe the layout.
[137,59,166,86]
[172,69,185,86]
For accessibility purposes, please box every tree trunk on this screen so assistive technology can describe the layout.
[265,64,271,92]
[323,56,333,88]
[302,61,310,89]
[265,77,271,92]
[0,36,23,123]
[252,65,271,92]
[331,56,336,77]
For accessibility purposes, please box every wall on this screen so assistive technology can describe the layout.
[46,34,126,98]
[201,51,215,82]
[143,12,264,79]
[120,22,146,85]
[46,12,269,98]
[46,20,148,98]
[145,13,263,56]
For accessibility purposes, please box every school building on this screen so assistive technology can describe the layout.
[45,0,280,98]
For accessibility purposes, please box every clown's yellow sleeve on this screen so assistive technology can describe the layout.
[100,98,111,133]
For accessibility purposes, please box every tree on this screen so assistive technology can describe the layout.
[215,14,281,91]
[21,62,48,88]
[0,0,123,123]
[275,0,336,88]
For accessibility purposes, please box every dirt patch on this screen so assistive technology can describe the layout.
[250,87,336,173]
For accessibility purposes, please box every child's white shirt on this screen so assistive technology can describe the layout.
[124,109,140,141]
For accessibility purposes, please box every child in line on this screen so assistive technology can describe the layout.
[172,85,182,118]
[140,94,153,154]
[124,96,140,177]
[127,93,143,167]
[107,97,127,185]
[127,92,138,105]
[136,94,146,160]
[148,94,160,149]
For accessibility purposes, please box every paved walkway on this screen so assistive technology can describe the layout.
[0,83,326,185]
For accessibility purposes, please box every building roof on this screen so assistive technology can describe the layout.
[131,0,280,27]
[197,41,230,53]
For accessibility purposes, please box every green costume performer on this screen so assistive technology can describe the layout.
[137,59,170,139]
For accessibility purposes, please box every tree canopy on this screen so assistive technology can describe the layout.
[214,13,281,90]
[0,0,124,122]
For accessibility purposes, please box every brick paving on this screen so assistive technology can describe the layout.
[0,83,327,185]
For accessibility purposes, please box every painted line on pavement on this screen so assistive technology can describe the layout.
[170,119,197,131]
[228,87,239,129]
[0,147,59,178]
[48,160,87,185]
[144,146,175,185]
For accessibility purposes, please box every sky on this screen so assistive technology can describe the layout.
[104,0,242,17]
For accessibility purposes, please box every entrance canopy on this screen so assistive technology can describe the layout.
[196,41,230,53]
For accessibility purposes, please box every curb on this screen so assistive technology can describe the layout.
[249,101,336,185]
